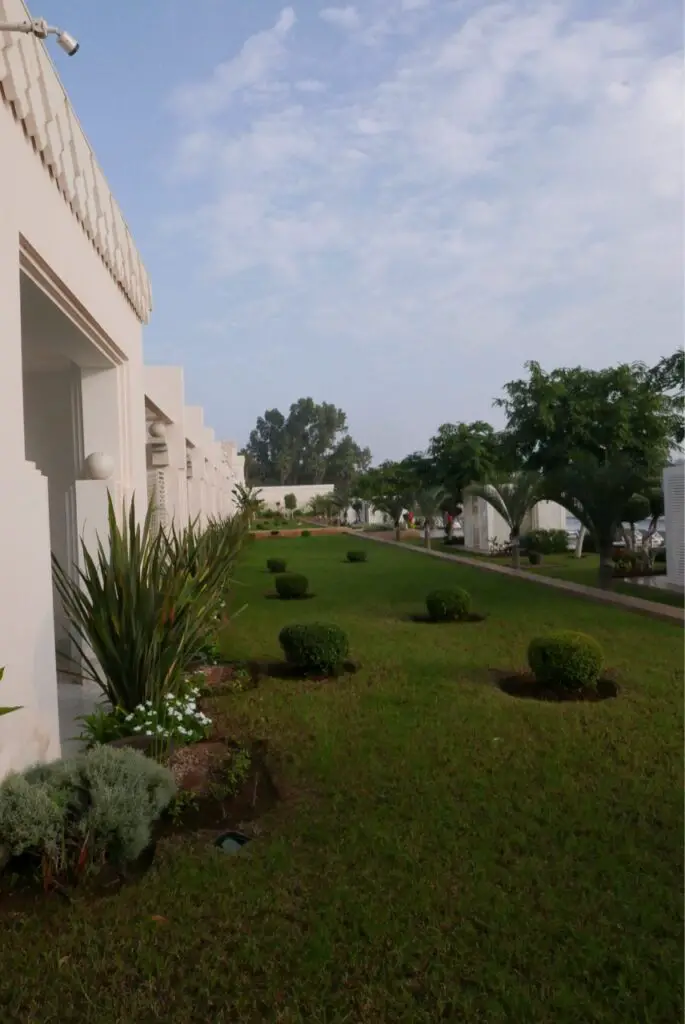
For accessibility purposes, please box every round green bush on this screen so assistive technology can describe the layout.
[279,623,350,675]
[527,631,604,691]
[426,588,471,622]
[267,557,287,574]
[347,550,367,563]
[528,550,543,566]
[274,573,309,599]
[301,530,311,538]
[270,529,280,536]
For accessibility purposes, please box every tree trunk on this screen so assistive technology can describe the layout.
[511,536,521,570]
[574,525,587,558]
[598,546,615,589]
[395,522,402,542]
[424,523,431,549]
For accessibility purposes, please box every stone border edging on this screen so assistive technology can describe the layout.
[354,532,684,625]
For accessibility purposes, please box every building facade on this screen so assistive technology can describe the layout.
[662,462,684,591]
[462,495,568,553]
[0,5,242,777]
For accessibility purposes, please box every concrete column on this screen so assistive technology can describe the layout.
[0,227,60,775]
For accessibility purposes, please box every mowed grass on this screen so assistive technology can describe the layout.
[0,535,682,1023]
[404,536,684,609]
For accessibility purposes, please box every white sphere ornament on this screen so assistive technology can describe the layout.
[84,452,114,481]
[149,421,166,440]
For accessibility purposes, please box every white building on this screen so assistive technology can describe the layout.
[462,495,568,553]
[662,462,684,591]
[0,7,243,778]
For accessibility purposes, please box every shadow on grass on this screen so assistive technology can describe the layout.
[264,593,317,601]
[245,659,360,683]
[493,670,619,703]
[407,613,487,625]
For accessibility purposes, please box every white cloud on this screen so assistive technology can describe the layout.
[171,7,296,118]
[295,79,328,93]
[166,1,683,457]
[319,6,362,31]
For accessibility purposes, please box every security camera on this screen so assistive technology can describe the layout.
[57,29,79,55]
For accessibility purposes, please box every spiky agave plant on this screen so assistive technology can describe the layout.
[52,495,243,713]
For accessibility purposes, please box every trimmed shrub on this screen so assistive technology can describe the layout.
[654,548,666,564]
[528,550,543,566]
[522,529,569,555]
[270,530,280,536]
[426,588,471,622]
[444,536,465,546]
[527,631,604,691]
[301,530,312,538]
[346,550,368,563]
[279,623,350,675]
[267,558,287,574]
[0,746,176,877]
[275,573,309,599]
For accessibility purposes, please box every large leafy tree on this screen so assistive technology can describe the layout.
[465,472,544,569]
[242,398,370,486]
[542,458,651,588]
[496,358,682,474]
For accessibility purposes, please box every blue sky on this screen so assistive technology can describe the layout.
[41,0,682,461]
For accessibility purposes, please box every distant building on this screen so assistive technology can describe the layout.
[663,462,684,590]
[462,496,567,553]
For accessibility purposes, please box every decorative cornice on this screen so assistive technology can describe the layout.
[0,0,152,323]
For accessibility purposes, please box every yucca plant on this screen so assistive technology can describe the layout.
[163,513,248,661]
[52,494,245,714]
[0,667,21,718]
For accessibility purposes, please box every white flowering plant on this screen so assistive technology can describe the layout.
[77,685,212,749]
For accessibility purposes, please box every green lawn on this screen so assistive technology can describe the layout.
[403,537,684,609]
[1,535,682,1023]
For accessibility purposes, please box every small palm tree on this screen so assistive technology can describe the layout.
[309,493,336,522]
[232,483,263,524]
[543,458,650,588]
[465,472,543,569]
[373,493,415,542]
[415,486,447,549]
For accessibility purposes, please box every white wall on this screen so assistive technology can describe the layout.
[0,8,150,777]
[663,463,684,589]
[257,484,334,511]
[463,495,568,552]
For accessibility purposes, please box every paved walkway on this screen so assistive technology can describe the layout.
[358,533,684,624]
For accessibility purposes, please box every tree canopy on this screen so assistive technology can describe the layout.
[242,398,371,486]
[428,421,504,497]
[496,355,683,474]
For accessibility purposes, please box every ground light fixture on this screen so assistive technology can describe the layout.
[0,16,79,55]
[214,831,251,855]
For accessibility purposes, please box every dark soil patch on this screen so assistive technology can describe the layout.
[408,613,486,625]
[195,664,258,695]
[163,739,279,834]
[245,658,359,684]
[494,671,619,703]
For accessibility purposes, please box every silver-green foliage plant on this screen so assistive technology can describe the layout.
[0,746,176,877]
[52,494,246,713]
